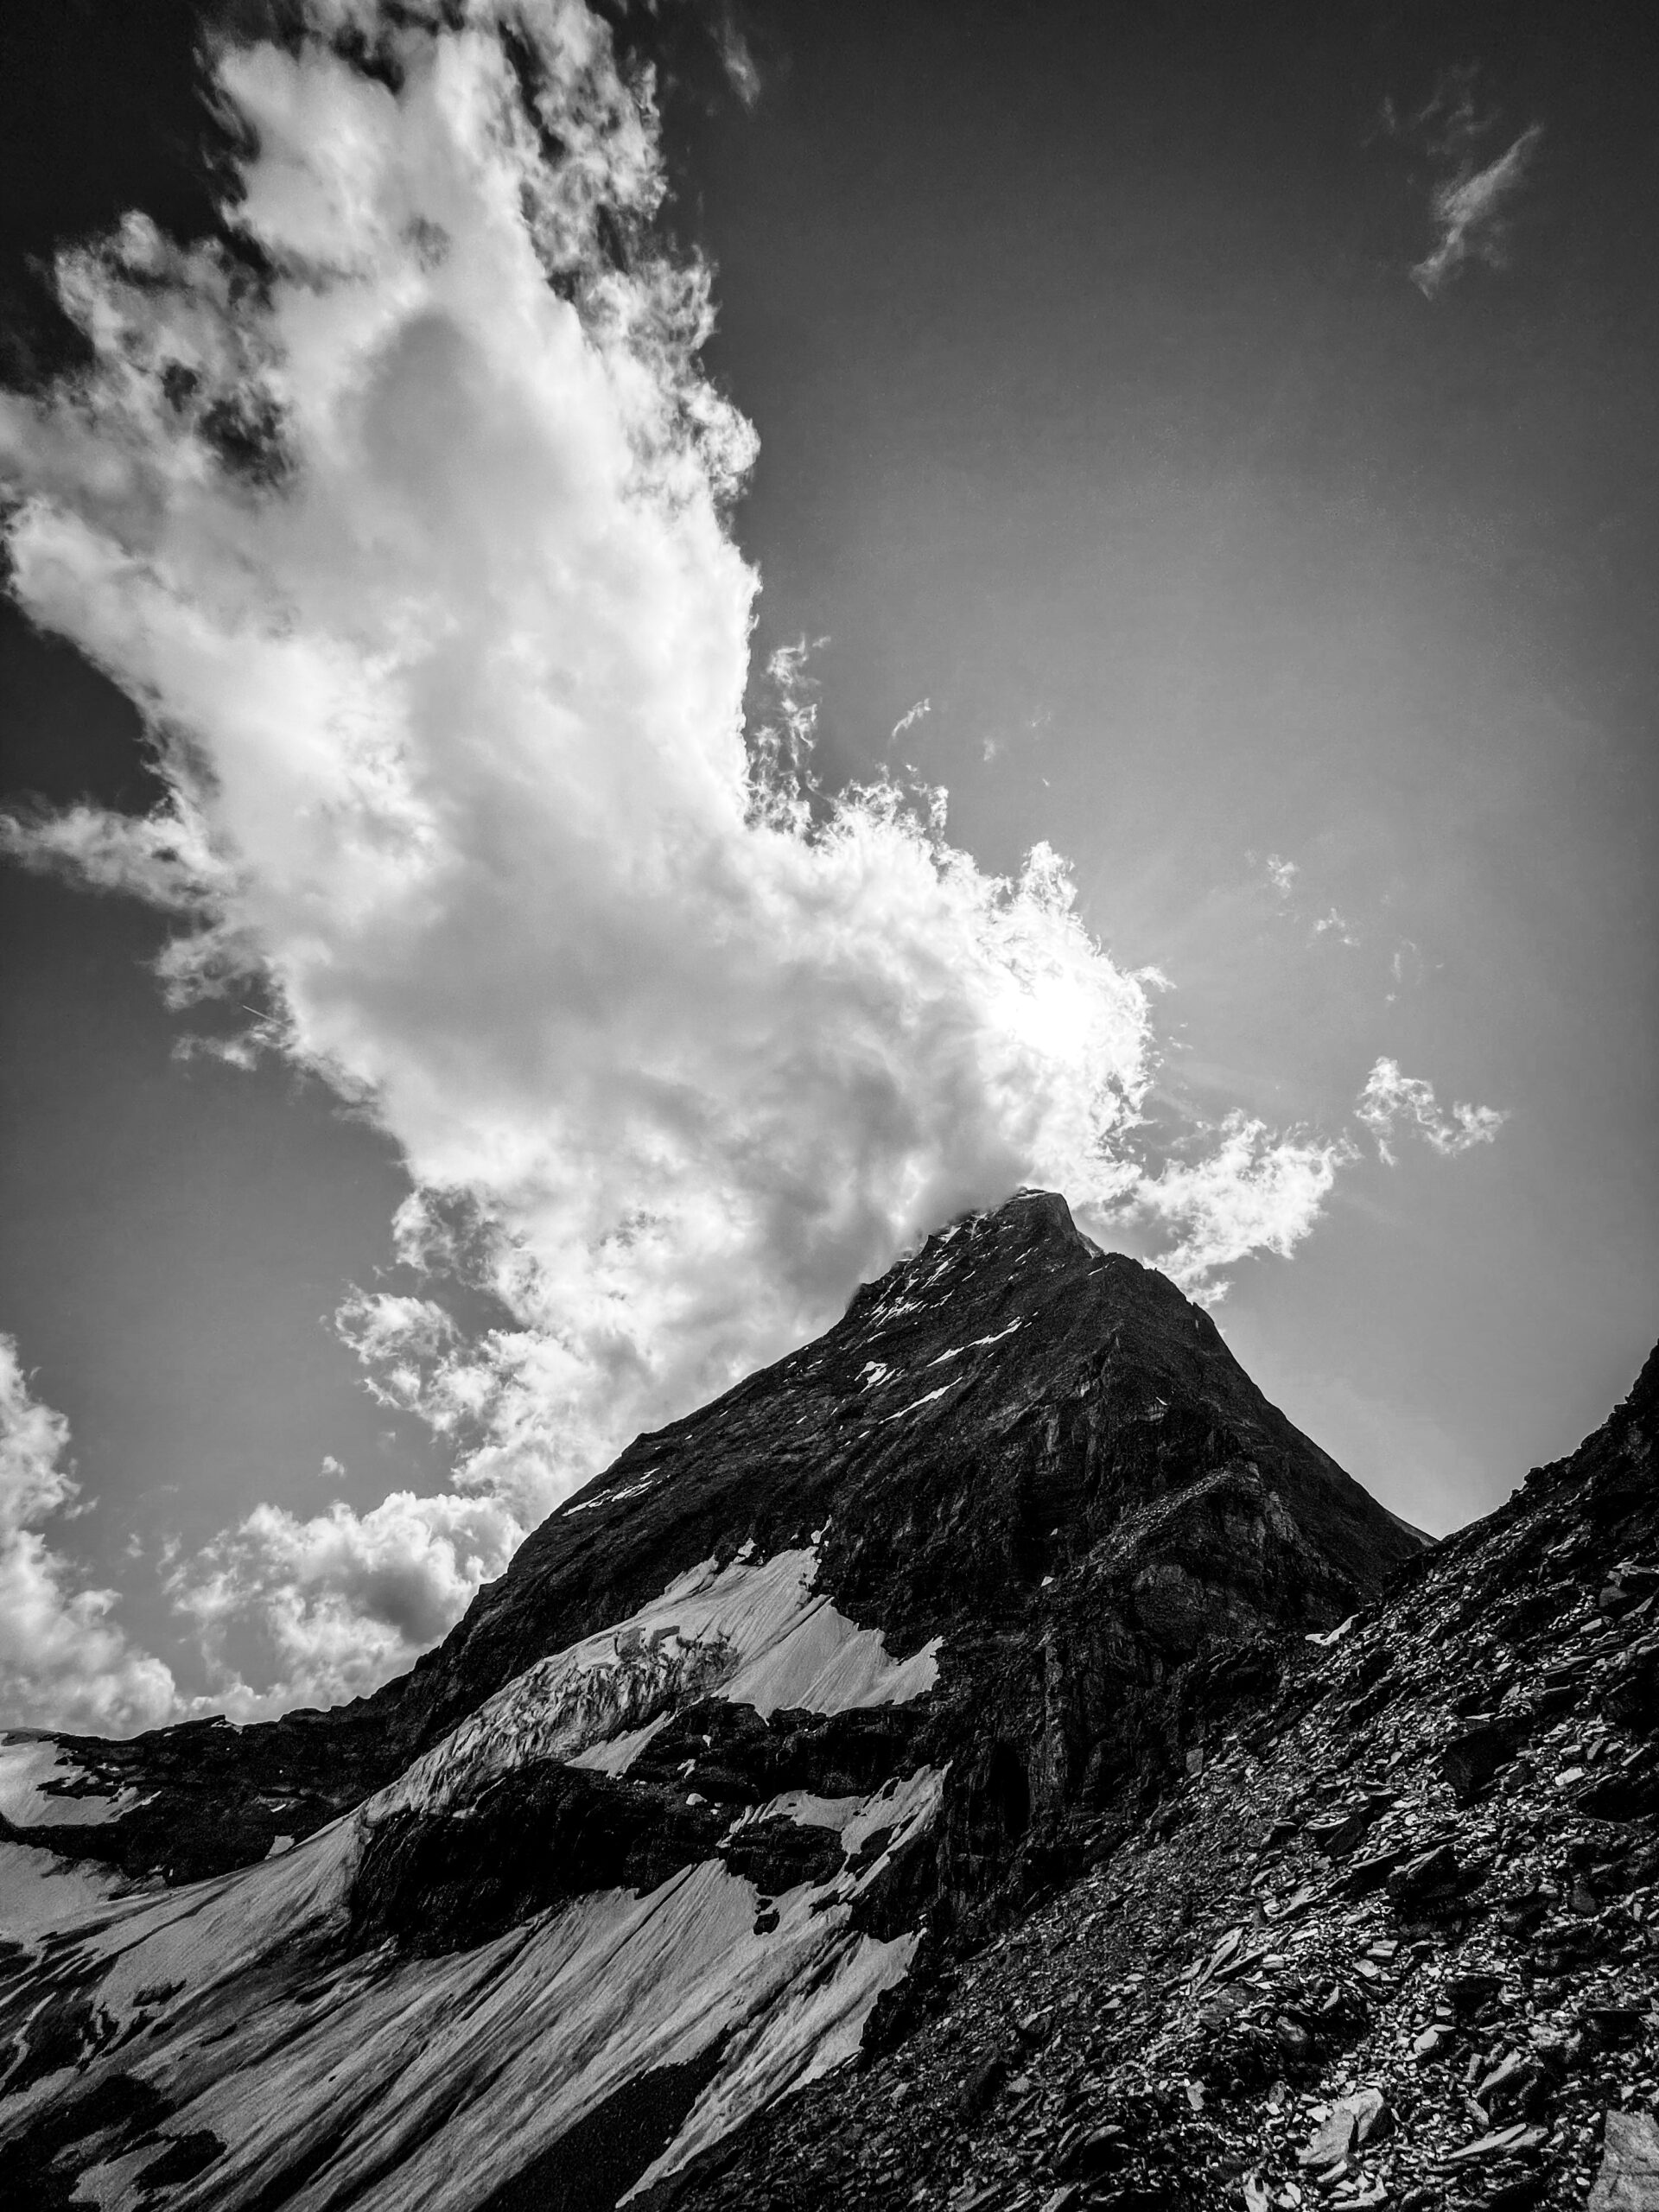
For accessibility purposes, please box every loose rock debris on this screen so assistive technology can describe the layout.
[670,1353,1659,2212]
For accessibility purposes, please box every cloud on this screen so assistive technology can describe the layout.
[1127,1116,1352,1300]
[890,697,931,744]
[1357,1058,1508,1165]
[711,3,761,111]
[0,0,1387,1708]
[1313,908,1358,947]
[1412,123,1545,297]
[170,1487,522,1717]
[0,1337,177,1732]
[1264,854,1298,899]
[0,798,230,916]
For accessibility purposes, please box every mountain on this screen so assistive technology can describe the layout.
[3,1192,1647,2211]
[675,1349,1659,2212]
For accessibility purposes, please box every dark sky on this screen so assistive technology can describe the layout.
[1,0,1655,1720]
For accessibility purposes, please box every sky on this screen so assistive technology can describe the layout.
[0,0,1653,1732]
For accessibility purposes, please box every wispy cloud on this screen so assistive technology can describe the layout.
[0,1338,175,1732]
[1129,1116,1353,1302]
[1412,121,1545,297]
[890,696,931,744]
[1357,1057,1508,1165]
[712,2,761,110]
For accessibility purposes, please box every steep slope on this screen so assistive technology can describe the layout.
[0,1191,1422,2209]
[675,1347,1659,2212]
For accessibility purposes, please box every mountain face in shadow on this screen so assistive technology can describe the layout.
[0,1191,1520,2210]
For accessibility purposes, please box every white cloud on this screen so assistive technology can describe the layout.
[712,6,762,111]
[173,1489,522,1717]
[1264,854,1298,899]
[1313,908,1358,947]
[0,0,1393,1710]
[0,797,229,915]
[1122,1116,1353,1301]
[1357,1057,1509,1166]
[890,697,931,744]
[1412,123,1544,297]
[0,1336,176,1733]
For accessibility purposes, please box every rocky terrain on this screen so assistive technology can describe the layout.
[0,1189,1649,2210]
[670,1344,1659,2212]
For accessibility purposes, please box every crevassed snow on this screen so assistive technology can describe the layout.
[374,1546,939,1822]
[0,1735,141,1827]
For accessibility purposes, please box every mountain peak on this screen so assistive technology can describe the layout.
[0,1192,1448,2212]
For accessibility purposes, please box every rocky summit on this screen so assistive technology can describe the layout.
[0,1192,1651,2212]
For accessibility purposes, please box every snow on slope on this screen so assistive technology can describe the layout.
[372,1542,941,1821]
[3,1770,944,2209]
[0,1549,948,2209]
[0,1733,142,1827]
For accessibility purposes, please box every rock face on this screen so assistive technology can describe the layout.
[670,1344,1659,2212]
[0,1191,1455,2209]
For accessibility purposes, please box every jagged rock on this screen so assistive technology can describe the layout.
[960,2052,1010,2120]
[1440,1715,1533,1802]
[1296,2083,1386,2169]
[1387,1840,1467,1912]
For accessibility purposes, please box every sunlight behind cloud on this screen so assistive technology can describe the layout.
[0,0,1497,1718]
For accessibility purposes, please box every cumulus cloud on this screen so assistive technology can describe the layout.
[171,1488,521,1717]
[1357,1058,1508,1165]
[1412,122,1544,297]
[0,0,1406,1708]
[1129,1116,1352,1301]
[0,1336,176,1732]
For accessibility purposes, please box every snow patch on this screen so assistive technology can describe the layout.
[970,1319,1022,1348]
[0,1735,141,1828]
[22,1769,947,2212]
[0,1840,130,1943]
[374,1546,939,1821]
[876,1383,955,1425]
[564,1467,660,1515]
